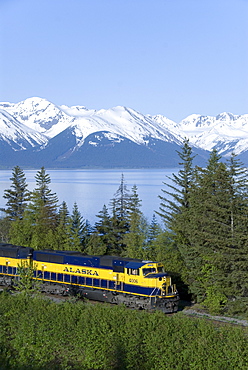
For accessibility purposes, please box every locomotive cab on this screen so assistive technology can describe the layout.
[141,262,177,297]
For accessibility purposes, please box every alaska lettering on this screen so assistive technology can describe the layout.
[63,267,99,276]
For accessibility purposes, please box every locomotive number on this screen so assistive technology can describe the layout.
[129,278,138,284]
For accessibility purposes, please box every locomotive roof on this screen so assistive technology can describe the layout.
[125,261,146,269]
[0,243,33,258]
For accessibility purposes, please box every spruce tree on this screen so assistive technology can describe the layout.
[0,217,11,243]
[108,199,123,255]
[55,201,73,250]
[9,210,34,247]
[147,214,162,244]
[88,205,113,255]
[123,185,148,259]
[95,204,112,235]
[83,220,93,252]
[156,139,195,295]
[225,153,248,298]
[157,138,195,243]
[150,230,189,298]
[112,174,130,224]
[145,214,162,261]
[3,166,30,221]
[71,202,86,251]
[186,150,234,302]
[109,174,130,255]
[86,232,108,255]
[31,167,58,225]
[13,167,59,249]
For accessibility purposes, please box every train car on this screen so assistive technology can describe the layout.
[32,249,179,313]
[0,243,33,286]
[0,243,179,313]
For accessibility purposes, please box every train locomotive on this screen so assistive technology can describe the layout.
[0,243,179,313]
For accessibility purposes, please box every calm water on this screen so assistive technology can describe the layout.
[0,169,177,225]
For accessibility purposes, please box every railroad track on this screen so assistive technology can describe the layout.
[181,308,248,327]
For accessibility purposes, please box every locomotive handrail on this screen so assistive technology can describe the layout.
[149,287,157,296]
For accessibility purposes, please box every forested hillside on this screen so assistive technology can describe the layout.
[1,140,248,316]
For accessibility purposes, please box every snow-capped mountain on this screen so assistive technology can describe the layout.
[0,97,247,168]
[176,112,248,155]
[1,97,181,144]
[1,97,73,138]
[0,107,48,150]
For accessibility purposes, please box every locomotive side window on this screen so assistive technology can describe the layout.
[127,268,139,276]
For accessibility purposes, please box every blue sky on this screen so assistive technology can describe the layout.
[0,0,247,122]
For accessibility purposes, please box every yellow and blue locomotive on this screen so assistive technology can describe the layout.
[0,243,179,313]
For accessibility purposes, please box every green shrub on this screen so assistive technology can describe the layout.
[0,293,247,369]
[203,286,228,315]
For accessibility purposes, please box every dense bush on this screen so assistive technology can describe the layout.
[0,293,247,369]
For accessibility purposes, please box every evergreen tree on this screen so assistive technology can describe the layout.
[95,204,112,236]
[31,167,59,227]
[86,232,108,255]
[107,199,123,255]
[87,205,112,255]
[55,201,73,250]
[123,185,148,259]
[70,202,86,251]
[147,214,162,244]
[109,175,130,255]
[0,216,11,243]
[157,139,195,243]
[127,185,141,215]
[186,150,234,302]
[156,139,195,296]
[11,167,59,249]
[82,219,93,252]
[225,153,248,298]
[3,166,30,221]
[149,230,189,298]
[9,210,34,247]
[145,214,163,260]
[113,174,130,223]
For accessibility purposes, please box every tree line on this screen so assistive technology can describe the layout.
[0,167,161,259]
[1,140,248,315]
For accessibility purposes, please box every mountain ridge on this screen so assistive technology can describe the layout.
[0,97,247,168]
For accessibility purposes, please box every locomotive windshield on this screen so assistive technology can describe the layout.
[142,266,164,276]
[142,267,156,276]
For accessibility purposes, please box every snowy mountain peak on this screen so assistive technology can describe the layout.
[0,106,48,151]
[216,112,236,121]
[14,97,56,116]
[0,97,248,166]
[59,104,91,117]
